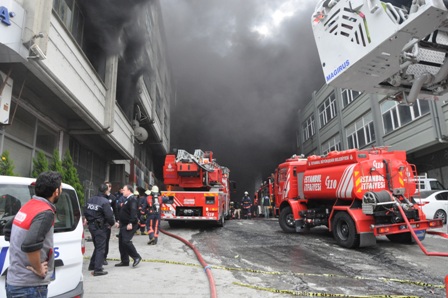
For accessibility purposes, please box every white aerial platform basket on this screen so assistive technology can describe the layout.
[312,0,448,104]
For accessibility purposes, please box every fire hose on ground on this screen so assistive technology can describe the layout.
[160,228,217,298]
[395,203,448,297]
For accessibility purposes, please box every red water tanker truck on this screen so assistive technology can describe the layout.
[275,148,443,248]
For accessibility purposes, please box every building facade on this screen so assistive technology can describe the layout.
[0,0,173,197]
[297,84,448,186]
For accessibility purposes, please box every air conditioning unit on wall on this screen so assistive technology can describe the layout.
[0,71,13,125]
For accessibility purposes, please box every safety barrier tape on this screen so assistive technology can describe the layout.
[233,281,422,298]
[209,264,445,289]
[84,256,444,290]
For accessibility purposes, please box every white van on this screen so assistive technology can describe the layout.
[0,176,84,297]
[415,174,446,193]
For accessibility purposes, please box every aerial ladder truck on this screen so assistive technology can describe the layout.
[161,149,232,227]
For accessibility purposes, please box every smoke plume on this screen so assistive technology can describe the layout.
[161,1,325,199]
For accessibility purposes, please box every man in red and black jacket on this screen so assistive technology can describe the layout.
[6,171,61,297]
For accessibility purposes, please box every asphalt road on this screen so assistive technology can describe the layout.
[83,219,448,297]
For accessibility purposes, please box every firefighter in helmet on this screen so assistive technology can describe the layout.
[241,191,252,219]
[145,185,163,245]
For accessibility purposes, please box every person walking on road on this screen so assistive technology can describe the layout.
[233,200,241,219]
[85,184,116,276]
[145,185,163,245]
[263,194,270,219]
[5,171,61,298]
[115,184,142,268]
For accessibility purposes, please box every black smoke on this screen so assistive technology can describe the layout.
[161,1,325,200]
[78,0,153,120]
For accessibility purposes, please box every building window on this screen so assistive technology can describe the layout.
[322,135,341,154]
[318,92,337,128]
[36,123,58,154]
[341,89,361,109]
[346,113,375,149]
[302,114,315,142]
[53,0,85,47]
[381,99,430,134]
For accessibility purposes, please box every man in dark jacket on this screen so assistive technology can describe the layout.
[103,181,116,265]
[84,184,115,276]
[115,184,142,268]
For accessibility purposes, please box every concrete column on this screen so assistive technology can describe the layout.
[104,55,118,133]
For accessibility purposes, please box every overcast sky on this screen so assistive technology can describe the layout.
[160,0,325,199]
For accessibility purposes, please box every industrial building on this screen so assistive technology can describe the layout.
[297,84,448,186]
[0,0,173,196]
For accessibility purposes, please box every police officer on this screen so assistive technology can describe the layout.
[85,183,116,276]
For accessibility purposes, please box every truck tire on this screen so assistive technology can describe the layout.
[332,212,360,248]
[279,206,296,233]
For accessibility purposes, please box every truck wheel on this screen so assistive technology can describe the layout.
[332,212,360,248]
[434,209,447,224]
[279,206,296,233]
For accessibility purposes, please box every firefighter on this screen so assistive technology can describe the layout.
[241,191,252,219]
[136,187,148,235]
[85,184,116,276]
[145,185,163,245]
[253,195,259,218]
[229,201,235,219]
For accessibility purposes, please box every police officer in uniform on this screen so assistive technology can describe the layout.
[85,184,116,276]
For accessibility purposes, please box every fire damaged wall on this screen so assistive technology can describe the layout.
[77,0,155,121]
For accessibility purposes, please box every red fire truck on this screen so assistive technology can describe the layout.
[161,149,232,227]
[274,148,443,248]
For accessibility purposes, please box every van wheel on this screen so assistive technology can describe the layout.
[279,206,296,233]
[332,212,360,248]
[434,209,447,224]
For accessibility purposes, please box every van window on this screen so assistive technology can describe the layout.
[0,184,81,235]
[429,180,445,191]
